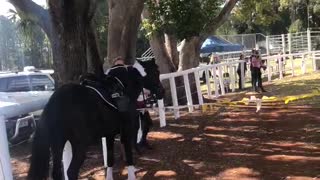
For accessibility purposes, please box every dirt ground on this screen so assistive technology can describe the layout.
[10,73,320,180]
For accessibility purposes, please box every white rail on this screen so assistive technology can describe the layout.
[157,50,320,126]
[1,50,320,179]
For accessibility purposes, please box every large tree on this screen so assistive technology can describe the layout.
[9,0,105,86]
[143,0,239,74]
[9,0,146,85]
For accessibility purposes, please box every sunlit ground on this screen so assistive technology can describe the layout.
[10,73,320,180]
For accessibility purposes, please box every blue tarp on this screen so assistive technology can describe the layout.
[200,36,243,54]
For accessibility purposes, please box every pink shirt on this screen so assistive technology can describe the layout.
[251,57,261,68]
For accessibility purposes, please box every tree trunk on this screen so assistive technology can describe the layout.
[48,0,90,85]
[164,33,179,69]
[178,37,200,71]
[87,22,104,77]
[149,34,176,74]
[106,0,144,68]
[10,0,104,86]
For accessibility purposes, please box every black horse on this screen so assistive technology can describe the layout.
[27,59,164,180]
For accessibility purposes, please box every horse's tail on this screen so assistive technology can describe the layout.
[27,108,51,180]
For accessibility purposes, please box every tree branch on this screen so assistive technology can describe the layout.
[203,0,239,37]
[9,0,52,38]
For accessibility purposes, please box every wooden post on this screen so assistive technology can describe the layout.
[194,71,204,105]
[169,77,180,119]
[183,74,194,112]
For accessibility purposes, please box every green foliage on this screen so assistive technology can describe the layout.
[288,19,304,33]
[0,15,52,71]
[233,0,281,29]
[216,20,237,35]
[143,0,222,40]
[94,0,108,59]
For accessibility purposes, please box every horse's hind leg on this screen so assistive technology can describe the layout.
[66,142,87,180]
[51,141,65,180]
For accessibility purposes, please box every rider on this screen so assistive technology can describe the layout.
[106,56,141,163]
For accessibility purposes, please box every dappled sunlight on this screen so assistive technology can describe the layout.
[213,152,261,158]
[182,159,205,170]
[11,158,29,177]
[205,126,259,132]
[192,137,203,142]
[204,133,251,143]
[139,157,161,163]
[284,176,319,180]
[265,155,320,162]
[168,123,199,129]
[216,167,260,180]
[220,118,259,122]
[148,131,183,140]
[264,141,319,150]
[154,170,177,177]
[204,133,228,138]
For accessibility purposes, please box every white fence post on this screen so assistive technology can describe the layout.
[169,77,180,119]
[205,70,212,98]
[102,137,107,168]
[279,55,283,79]
[291,55,295,76]
[307,29,312,52]
[302,55,306,75]
[282,34,286,54]
[193,71,204,105]
[158,99,166,127]
[183,74,193,112]
[313,52,317,72]
[267,59,272,82]
[212,66,219,97]
[218,66,225,95]
[266,36,270,55]
[63,141,73,180]
[288,33,292,54]
[0,115,13,180]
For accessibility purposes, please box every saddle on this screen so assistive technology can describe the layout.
[80,73,129,111]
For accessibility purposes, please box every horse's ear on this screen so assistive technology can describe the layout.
[150,58,156,64]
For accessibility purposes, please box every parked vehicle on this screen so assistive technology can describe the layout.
[0,69,54,144]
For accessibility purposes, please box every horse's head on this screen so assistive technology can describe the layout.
[134,58,165,100]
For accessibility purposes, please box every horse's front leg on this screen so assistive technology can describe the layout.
[122,138,136,180]
[106,137,115,180]
[67,142,87,180]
